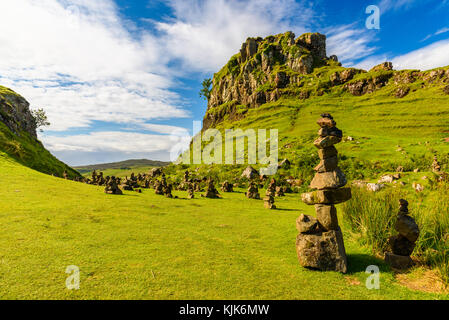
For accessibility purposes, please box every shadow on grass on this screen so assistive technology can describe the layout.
[346,253,391,274]
[275,208,297,212]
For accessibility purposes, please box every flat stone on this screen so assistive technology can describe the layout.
[384,252,414,270]
[388,234,416,256]
[301,188,352,205]
[296,214,322,234]
[315,204,339,230]
[317,117,336,128]
[310,168,347,190]
[318,146,338,159]
[295,228,348,273]
[314,136,342,149]
[395,214,419,242]
[314,156,339,173]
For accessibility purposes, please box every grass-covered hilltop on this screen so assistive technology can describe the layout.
[0,86,80,179]
[202,31,449,181]
[0,31,449,299]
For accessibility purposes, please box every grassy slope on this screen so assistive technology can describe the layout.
[0,152,446,299]
[211,75,449,174]
[0,86,80,179]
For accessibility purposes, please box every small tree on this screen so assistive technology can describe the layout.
[31,108,50,132]
[199,78,212,101]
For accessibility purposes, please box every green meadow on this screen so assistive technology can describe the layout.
[0,152,447,300]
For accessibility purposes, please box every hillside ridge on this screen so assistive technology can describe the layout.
[0,85,80,178]
[204,31,449,130]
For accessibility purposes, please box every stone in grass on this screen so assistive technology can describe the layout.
[301,188,352,205]
[295,227,348,273]
[310,168,347,190]
[315,204,338,231]
[296,214,322,234]
[384,252,414,270]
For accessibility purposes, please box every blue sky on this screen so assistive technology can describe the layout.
[0,0,449,165]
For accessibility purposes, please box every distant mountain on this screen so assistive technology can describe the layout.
[74,159,170,173]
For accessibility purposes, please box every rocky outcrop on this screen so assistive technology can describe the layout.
[204,32,331,129]
[0,86,37,138]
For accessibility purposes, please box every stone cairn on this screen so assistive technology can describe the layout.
[275,185,285,197]
[161,174,173,198]
[104,176,123,195]
[246,180,260,199]
[385,199,420,269]
[297,113,352,273]
[203,178,220,198]
[432,155,441,173]
[264,178,276,209]
[187,180,195,199]
[221,181,234,192]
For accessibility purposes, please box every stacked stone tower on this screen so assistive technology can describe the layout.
[297,113,352,273]
[385,199,420,269]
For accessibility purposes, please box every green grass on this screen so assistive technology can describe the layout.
[0,152,447,299]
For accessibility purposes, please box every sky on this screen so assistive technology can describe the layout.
[0,0,449,166]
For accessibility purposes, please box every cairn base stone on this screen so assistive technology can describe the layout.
[384,252,414,270]
[295,228,348,273]
[301,188,352,205]
[388,235,416,256]
[315,204,338,231]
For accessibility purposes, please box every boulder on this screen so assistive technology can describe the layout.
[310,168,347,190]
[295,228,348,273]
[370,62,393,72]
[296,214,322,234]
[313,136,342,149]
[318,146,338,159]
[241,166,259,179]
[301,188,352,205]
[384,252,414,270]
[315,204,338,231]
[314,156,338,173]
[395,214,419,242]
[388,235,416,256]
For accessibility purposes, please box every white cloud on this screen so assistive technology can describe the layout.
[326,25,378,67]
[392,39,449,70]
[155,0,316,73]
[41,130,191,164]
[0,0,188,132]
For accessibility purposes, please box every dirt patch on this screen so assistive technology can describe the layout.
[345,276,361,286]
[396,268,448,294]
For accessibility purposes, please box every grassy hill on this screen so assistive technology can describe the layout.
[0,151,447,299]
[0,85,80,179]
[75,159,169,175]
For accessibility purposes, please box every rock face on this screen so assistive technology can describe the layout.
[203,32,331,129]
[0,86,37,138]
[385,199,420,269]
[296,114,351,273]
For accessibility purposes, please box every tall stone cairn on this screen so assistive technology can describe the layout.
[296,113,351,273]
